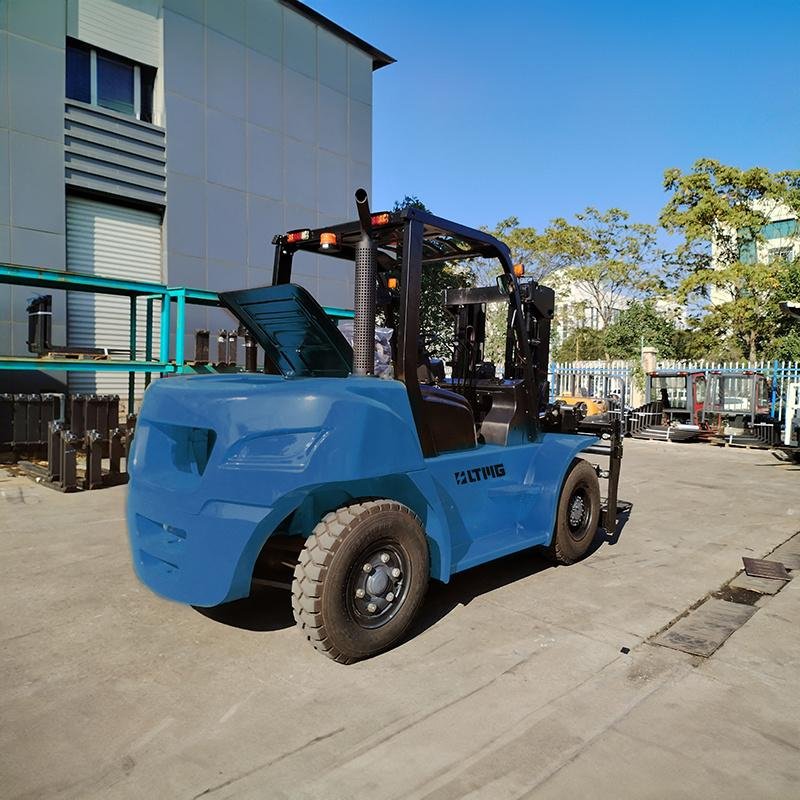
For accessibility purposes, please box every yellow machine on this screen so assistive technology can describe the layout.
[555,392,609,417]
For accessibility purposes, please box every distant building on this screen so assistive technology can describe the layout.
[553,282,625,346]
[552,283,687,354]
[0,0,393,395]
[711,199,799,305]
[721,199,798,265]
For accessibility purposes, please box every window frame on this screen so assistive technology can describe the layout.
[768,245,794,263]
[66,38,154,123]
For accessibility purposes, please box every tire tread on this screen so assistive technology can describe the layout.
[547,459,601,566]
[292,500,423,664]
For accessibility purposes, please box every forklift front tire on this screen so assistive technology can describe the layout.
[547,459,601,565]
[292,500,429,664]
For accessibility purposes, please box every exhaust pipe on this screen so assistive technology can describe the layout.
[353,188,376,376]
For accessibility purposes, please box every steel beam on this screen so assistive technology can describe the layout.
[0,263,167,297]
[0,358,177,373]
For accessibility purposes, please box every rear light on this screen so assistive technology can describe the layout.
[371,212,390,226]
[286,229,310,243]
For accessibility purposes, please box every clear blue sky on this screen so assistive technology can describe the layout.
[316,0,800,231]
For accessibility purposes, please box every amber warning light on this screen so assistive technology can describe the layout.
[319,231,339,252]
[513,264,525,278]
[387,277,398,289]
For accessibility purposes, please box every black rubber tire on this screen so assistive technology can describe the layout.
[292,500,429,664]
[547,458,601,565]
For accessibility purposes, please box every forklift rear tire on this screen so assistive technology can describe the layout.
[292,500,429,664]
[547,459,601,565]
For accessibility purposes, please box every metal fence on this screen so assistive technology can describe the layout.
[548,359,800,422]
[655,359,800,422]
[549,361,634,406]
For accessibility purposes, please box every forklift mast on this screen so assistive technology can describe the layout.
[518,281,555,405]
[264,190,621,530]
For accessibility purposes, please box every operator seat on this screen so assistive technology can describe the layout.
[419,384,477,454]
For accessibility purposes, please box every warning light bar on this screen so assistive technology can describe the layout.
[370,212,391,226]
[286,229,311,243]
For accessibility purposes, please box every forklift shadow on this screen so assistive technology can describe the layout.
[194,585,295,632]
[602,501,633,547]
[194,503,634,637]
[407,502,634,641]
[753,458,800,470]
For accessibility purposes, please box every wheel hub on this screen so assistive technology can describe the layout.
[366,568,390,596]
[349,546,407,628]
[568,494,586,528]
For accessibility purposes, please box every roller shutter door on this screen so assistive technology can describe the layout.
[66,197,162,400]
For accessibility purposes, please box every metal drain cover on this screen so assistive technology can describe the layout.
[653,599,756,657]
[742,557,790,581]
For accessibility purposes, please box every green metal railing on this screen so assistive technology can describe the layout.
[0,263,354,411]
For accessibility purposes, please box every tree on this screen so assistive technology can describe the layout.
[678,261,790,360]
[602,301,681,360]
[480,216,590,364]
[660,160,800,360]
[672,320,740,363]
[771,328,800,361]
[553,328,606,362]
[483,208,661,362]
[557,208,661,329]
[660,159,800,278]
[485,216,586,282]
[772,258,800,359]
[391,196,472,359]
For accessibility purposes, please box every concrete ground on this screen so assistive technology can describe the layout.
[2,439,799,800]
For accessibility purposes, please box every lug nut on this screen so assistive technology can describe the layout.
[367,602,377,613]
[355,588,365,598]
[362,563,372,573]
[391,568,401,578]
[380,553,390,564]
[386,592,394,602]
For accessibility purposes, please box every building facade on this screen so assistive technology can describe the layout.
[551,282,625,350]
[0,0,392,394]
[710,199,799,308]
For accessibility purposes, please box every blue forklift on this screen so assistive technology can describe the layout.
[127,191,623,663]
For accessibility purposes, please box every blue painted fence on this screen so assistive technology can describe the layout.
[655,359,800,422]
[549,359,800,422]
[549,361,633,405]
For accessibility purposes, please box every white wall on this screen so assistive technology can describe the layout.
[0,0,68,360]
[162,0,376,351]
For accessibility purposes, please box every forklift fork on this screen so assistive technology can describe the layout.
[602,414,623,535]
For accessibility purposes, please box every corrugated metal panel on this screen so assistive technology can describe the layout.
[66,197,163,399]
[69,0,162,67]
[65,101,167,206]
